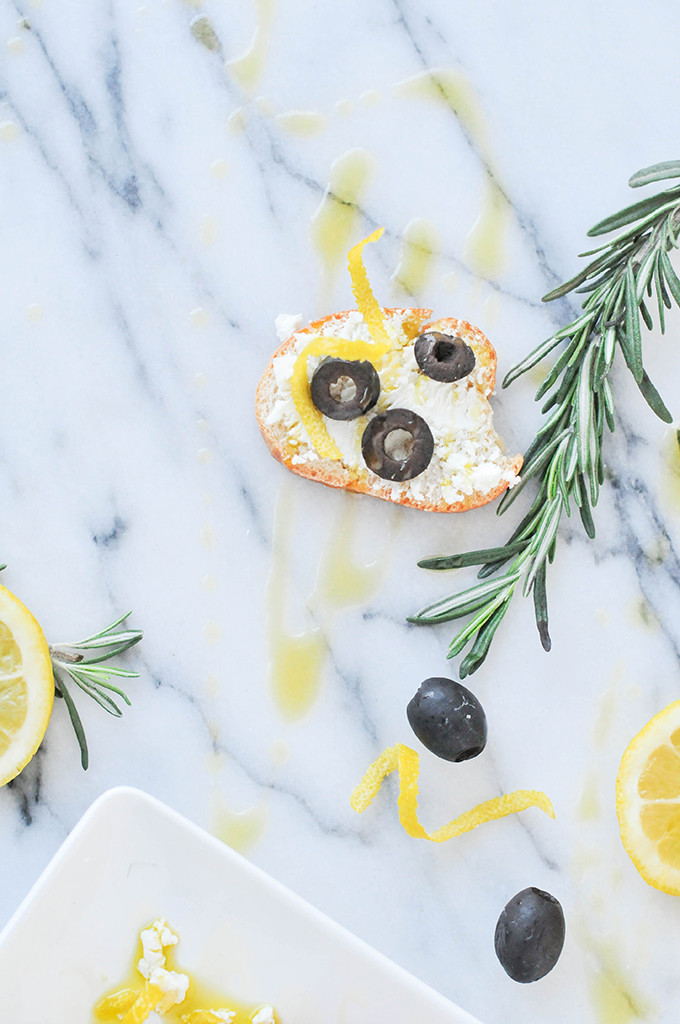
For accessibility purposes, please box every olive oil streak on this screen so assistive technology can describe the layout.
[591,960,644,1024]
[660,428,680,513]
[394,70,510,279]
[310,149,375,306]
[467,179,510,279]
[576,674,618,823]
[571,668,650,1024]
[211,791,268,854]
[275,110,328,136]
[226,0,276,94]
[392,219,439,297]
[267,486,327,719]
[576,774,599,822]
[267,490,389,717]
[193,418,256,852]
[317,494,391,608]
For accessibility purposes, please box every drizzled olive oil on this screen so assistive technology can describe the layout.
[266,490,394,718]
[227,108,248,134]
[317,497,385,608]
[275,110,328,136]
[392,219,439,296]
[318,548,379,607]
[212,794,268,854]
[576,773,600,822]
[394,69,509,279]
[97,941,267,1023]
[311,149,375,295]
[267,487,326,719]
[225,0,276,93]
[591,961,645,1024]
[395,69,484,140]
[154,976,257,1024]
[164,977,255,1023]
[466,179,509,278]
[269,628,325,718]
[661,428,680,513]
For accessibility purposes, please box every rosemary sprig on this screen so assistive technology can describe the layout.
[410,161,680,676]
[50,612,143,769]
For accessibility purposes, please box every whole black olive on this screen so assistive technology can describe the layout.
[407,678,487,762]
[310,357,380,420]
[414,331,476,382]
[361,409,434,482]
[494,887,566,983]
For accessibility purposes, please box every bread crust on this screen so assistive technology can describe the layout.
[255,309,522,513]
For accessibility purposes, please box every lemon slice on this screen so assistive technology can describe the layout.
[616,699,680,894]
[0,584,54,787]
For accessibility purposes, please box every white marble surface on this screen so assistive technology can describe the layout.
[1,1,680,1022]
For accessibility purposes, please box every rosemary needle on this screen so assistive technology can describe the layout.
[410,161,680,676]
[50,612,143,769]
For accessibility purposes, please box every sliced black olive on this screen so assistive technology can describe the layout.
[494,887,566,983]
[310,357,380,420]
[407,678,487,762]
[414,331,476,382]
[361,408,434,482]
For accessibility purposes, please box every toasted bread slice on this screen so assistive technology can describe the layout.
[256,307,522,513]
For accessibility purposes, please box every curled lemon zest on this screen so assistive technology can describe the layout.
[94,988,139,1019]
[290,228,424,459]
[119,983,165,1024]
[351,743,555,842]
[291,335,391,459]
[291,337,342,458]
[347,228,392,352]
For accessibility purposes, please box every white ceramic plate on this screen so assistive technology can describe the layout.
[0,787,481,1023]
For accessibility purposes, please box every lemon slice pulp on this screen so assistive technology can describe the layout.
[0,584,54,786]
[616,700,680,895]
[614,700,680,892]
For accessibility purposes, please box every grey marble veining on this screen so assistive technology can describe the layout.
[1,1,680,1022]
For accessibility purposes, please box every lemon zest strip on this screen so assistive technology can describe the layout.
[351,743,555,842]
[291,335,391,459]
[347,228,392,352]
[94,987,139,1019]
[119,983,165,1024]
[289,228,423,459]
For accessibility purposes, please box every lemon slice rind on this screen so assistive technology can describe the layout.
[0,584,54,787]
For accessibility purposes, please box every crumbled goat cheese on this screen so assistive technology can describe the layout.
[275,312,303,343]
[138,919,189,1009]
[250,1005,276,1024]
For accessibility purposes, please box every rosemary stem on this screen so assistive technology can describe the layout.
[414,162,680,670]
